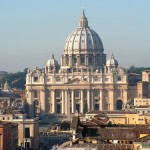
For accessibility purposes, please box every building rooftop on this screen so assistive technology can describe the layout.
[136,105,150,108]
[59,141,134,150]
[0,121,17,127]
[86,110,136,115]
[2,109,25,115]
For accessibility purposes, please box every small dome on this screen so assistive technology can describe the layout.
[46,54,58,68]
[64,11,104,52]
[106,53,118,67]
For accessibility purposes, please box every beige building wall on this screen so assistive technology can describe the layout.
[142,71,150,82]
[0,112,39,149]
[134,98,150,106]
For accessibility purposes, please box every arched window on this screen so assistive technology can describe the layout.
[76,104,80,113]
[116,100,123,110]
[95,104,99,111]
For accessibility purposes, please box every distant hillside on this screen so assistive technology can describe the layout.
[128,66,150,74]
[0,72,26,90]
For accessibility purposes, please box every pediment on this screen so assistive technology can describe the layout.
[116,66,127,75]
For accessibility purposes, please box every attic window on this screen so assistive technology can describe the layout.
[105,78,109,81]
[94,76,98,81]
[34,77,38,82]
[55,76,60,82]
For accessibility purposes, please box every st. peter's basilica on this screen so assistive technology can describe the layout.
[26,11,128,117]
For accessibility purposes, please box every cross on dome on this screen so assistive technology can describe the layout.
[51,53,54,59]
[79,10,88,27]
[110,52,114,59]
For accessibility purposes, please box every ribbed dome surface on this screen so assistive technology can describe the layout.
[64,11,104,52]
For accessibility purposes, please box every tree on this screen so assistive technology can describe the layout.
[0,72,26,89]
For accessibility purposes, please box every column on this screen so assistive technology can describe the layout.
[71,90,75,113]
[109,89,114,110]
[40,89,46,116]
[81,90,84,113]
[27,88,34,117]
[69,55,72,66]
[65,55,67,66]
[51,90,55,113]
[123,89,128,105]
[87,90,90,111]
[61,55,63,66]
[65,90,68,115]
[62,90,65,114]
[100,90,103,110]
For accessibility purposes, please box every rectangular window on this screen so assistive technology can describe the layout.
[83,90,87,98]
[75,90,80,98]
[94,90,99,98]
[80,57,85,64]
[25,128,30,138]
[55,90,61,98]
[89,57,92,64]
[34,91,38,98]
[118,76,121,81]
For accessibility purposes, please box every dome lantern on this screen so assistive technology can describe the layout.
[79,10,88,27]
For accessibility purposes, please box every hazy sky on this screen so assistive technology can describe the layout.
[0,0,150,72]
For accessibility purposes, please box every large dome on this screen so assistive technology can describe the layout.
[64,11,104,52]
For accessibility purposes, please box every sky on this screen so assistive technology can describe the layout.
[0,0,150,73]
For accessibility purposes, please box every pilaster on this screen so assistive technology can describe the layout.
[51,90,55,113]
[62,90,65,114]
[87,90,90,111]
[81,90,84,113]
[71,90,75,113]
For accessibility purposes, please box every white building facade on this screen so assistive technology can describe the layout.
[26,11,128,117]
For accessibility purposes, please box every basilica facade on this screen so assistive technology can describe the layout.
[26,11,128,117]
